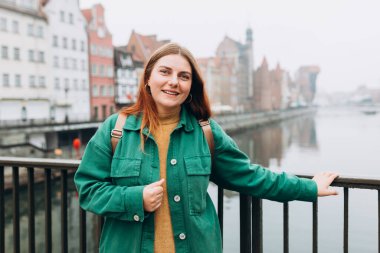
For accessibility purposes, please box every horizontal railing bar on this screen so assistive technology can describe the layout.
[1,158,380,188]
[0,157,80,170]
[296,173,380,189]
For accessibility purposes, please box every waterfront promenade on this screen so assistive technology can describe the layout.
[2,107,380,253]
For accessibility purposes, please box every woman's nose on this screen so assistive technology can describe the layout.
[169,76,178,86]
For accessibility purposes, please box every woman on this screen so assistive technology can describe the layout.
[74,43,338,253]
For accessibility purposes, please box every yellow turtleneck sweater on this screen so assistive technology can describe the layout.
[152,109,180,253]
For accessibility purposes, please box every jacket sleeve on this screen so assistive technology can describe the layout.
[209,119,317,202]
[74,115,145,222]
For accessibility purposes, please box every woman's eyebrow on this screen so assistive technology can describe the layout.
[158,65,192,75]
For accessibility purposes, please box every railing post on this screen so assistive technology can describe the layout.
[45,169,52,253]
[344,188,349,253]
[252,197,262,253]
[313,200,318,253]
[80,208,87,253]
[61,170,68,253]
[218,187,224,243]
[27,167,35,253]
[240,194,252,253]
[12,167,20,253]
[284,202,289,253]
[0,167,4,253]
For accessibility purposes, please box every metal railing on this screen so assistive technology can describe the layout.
[1,157,380,253]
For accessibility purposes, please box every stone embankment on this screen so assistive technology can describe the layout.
[215,107,317,134]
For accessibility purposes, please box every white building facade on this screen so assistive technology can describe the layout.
[0,0,51,124]
[43,0,90,123]
[114,47,142,107]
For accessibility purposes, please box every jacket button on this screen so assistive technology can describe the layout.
[170,159,177,165]
[174,195,181,202]
[133,214,140,222]
[179,233,186,240]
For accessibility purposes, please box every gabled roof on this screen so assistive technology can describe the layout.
[128,30,170,62]
[81,8,92,23]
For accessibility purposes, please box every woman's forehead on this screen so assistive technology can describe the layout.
[155,54,192,72]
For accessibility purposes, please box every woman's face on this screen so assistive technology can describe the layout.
[147,54,192,114]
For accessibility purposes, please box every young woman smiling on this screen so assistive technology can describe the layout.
[74,43,338,253]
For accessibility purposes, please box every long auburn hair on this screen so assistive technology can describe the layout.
[120,42,212,145]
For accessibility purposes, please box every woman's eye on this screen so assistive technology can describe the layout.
[180,74,190,81]
[160,69,169,74]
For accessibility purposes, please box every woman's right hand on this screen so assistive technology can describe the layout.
[143,179,165,212]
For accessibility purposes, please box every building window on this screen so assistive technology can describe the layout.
[1,46,8,59]
[64,78,69,90]
[69,13,74,24]
[27,24,33,36]
[107,66,113,77]
[53,35,58,47]
[92,85,99,97]
[36,26,43,38]
[81,41,85,52]
[60,11,65,22]
[81,59,85,71]
[21,107,27,122]
[12,20,19,33]
[39,76,45,87]
[99,65,105,77]
[29,75,35,87]
[63,57,68,69]
[15,74,21,87]
[73,79,78,90]
[72,59,77,70]
[38,51,44,63]
[101,86,106,96]
[28,50,34,62]
[0,18,7,31]
[62,37,67,49]
[2,74,9,87]
[91,44,97,55]
[54,78,60,89]
[109,86,114,96]
[91,64,97,75]
[93,106,98,120]
[54,56,59,67]
[14,47,20,60]
[72,39,76,50]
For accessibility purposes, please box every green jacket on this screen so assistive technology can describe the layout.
[74,107,317,253]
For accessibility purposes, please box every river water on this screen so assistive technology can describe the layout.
[4,107,380,252]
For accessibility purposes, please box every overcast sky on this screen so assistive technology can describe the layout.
[80,0,380,93]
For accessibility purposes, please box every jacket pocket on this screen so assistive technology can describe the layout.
[110,157,142,186]
[184,155,211,215]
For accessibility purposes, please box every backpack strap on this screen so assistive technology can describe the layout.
[111,113,127,154]
[198,119,215,162]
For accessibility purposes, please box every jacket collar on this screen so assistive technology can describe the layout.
[123,106,195,133]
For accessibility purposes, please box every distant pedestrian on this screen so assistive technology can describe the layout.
[74,42,338,253]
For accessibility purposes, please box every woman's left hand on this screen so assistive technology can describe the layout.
[312,172,339,197]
